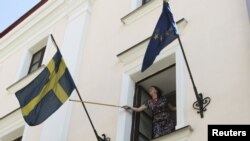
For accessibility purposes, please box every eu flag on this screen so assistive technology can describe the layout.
[15,50,75,126]
[141,1,178,72]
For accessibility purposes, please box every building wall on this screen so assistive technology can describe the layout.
[69,0,250,140]
[0,0,93,141]
[0,0,249,141]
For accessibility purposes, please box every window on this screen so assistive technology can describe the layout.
[122,0,162,24]
[131,65,177,141]
[142,0,152,6]
[28,47,46,74]
[116,36,187,141]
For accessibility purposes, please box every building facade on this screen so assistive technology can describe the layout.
[0,0,250,141]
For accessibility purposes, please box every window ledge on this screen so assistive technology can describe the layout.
[121,0,162,24]
[117,18,188,65]
[7,65,45,94]
[152,125,192,141]
[0,109,24,141]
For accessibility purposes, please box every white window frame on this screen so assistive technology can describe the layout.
[0,110,24,141]
[116,45,186,141]
[123,0,162,24]
[131,0,154,11]
[131,0,143,11]
[16,36,49,80]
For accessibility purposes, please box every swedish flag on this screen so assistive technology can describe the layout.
[141,1,178,72]
[15,50,75,126]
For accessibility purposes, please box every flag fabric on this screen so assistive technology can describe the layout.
[141,1,178,72]
[15,50,75,126]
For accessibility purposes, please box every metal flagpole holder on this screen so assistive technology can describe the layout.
[177,36,211,118]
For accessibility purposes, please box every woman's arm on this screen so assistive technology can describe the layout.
[122,105,147,112]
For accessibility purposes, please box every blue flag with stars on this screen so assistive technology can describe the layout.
[141,1,178,72]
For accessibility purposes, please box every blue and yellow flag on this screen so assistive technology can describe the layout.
[15,50,75,126]
[141,1,178,72]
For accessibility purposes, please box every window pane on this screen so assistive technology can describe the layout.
[138,135,148,141]
[32,51,43,63]
[139,113,152,139]
[141,90,152,116]
[166,93,177,126]
[140,90,149,103]
[142,0,151,5]
[29,63,40,73]
[28,47,45,74]
[138,137,144,141]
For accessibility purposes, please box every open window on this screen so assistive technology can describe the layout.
[131,64,176,141]
[28,47,46,74]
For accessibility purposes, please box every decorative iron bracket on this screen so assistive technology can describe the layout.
[192,93,211,118]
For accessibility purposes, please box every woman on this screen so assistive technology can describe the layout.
[123,85,176,138]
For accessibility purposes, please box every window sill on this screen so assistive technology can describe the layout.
[117,18,188,65]
[152,125,192,141]
[0,109,24,141]
[7,65,45,94]
[121,0,162,24]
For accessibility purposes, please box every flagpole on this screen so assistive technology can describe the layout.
[74,87,106,141]
[69,99,122,108]
[177,35,210,118]
[50,34,110,141]
[50,35,60,51]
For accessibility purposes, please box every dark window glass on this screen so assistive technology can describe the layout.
[13,136,22,141]
[28,47,46,74]
[142,0,151,5]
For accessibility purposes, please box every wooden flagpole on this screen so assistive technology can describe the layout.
[69,99,122,108]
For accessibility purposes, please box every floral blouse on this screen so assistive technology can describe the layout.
[144,96,175,138]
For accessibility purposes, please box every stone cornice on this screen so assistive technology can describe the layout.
[0,0,94,62]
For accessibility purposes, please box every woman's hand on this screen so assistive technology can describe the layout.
[122,105,147,112]
[122,105,131,110]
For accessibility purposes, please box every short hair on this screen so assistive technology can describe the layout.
[151,85,162,98]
